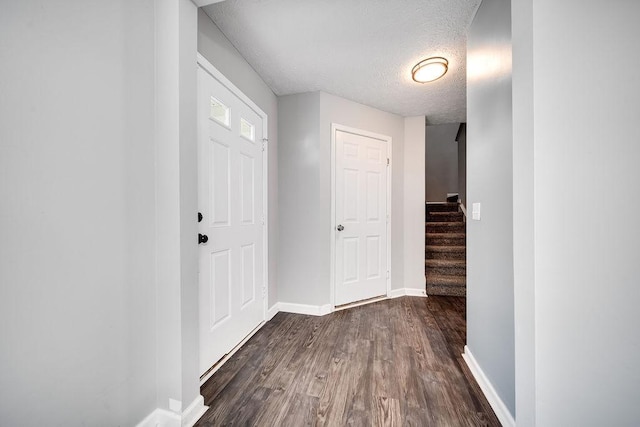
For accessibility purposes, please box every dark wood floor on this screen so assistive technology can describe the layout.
[197,296,500,426]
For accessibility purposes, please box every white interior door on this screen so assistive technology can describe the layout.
[334,127,390,306]
[198,61,265,376]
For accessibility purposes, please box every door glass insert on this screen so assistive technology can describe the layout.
[210,97,229,126]
[240,118,255,142]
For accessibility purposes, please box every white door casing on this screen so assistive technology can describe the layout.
[332,124,391,307]
[197,55,267,376]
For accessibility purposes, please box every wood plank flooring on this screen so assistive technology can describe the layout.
[197,296,500,426]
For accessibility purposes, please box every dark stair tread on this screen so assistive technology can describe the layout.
[426,274,466,286]
[426,233,466,238]
[425,245,466,252]
[427,284,466,297]
[425,259,466,268]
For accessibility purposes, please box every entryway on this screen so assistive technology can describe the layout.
[197,55,268,377]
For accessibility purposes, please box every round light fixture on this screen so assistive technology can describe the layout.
[412,57,448,83]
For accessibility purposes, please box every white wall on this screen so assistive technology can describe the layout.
[0,1,157,424]
[403,117,427,292]
[425,124,459,202]
[466,0,515,417]
[198,9,279,308]
[513,1,640,425]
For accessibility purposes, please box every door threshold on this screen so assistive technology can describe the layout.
[334,294,388,312]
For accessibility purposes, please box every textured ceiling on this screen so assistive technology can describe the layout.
[203,0,480,123]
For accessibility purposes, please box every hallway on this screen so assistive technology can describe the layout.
[197,297,499,426]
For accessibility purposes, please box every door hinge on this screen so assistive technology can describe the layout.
[262,138,268,152]
[261,216,266,226]
[387,158,390,166]
[262,286,267,298]
[386,270,390,279]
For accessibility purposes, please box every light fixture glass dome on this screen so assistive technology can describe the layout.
[412,57,448,83]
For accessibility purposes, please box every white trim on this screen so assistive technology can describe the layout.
[278,302,332,316]
[462,346,516,427]
[181,395,208,427]
[333,295,388,312]
[135,408,180,427]
[135,395,207,427]
[404,288,428,297]
[390,288,428,298]
[266,303,279,321]
[330,123,393,309]
[459,202,467,218]
[196,53,270,322]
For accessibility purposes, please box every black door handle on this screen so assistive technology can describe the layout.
[198,212,203,223]
[198,233,208,244]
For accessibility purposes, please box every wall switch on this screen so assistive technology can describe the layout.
[472,203,481,221]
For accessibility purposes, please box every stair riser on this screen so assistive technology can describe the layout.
[427,213,464,222]
[427,236,466,246]
[425,250,466,260]
[426,265,466,276]
[426,204,459,213]
[427,285,466,297]
[426,223,466,233]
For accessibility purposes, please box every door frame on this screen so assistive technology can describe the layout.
[329,123,392,309]
[196,52,269,323]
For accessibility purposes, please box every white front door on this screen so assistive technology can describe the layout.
[198,60,266,376]
[334,126,390,306]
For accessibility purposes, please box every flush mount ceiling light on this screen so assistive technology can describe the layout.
[412,57,448,83]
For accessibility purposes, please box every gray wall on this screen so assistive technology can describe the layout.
[466,0,515,418]
[457,125,467,207]
[0,1,157,424]
[198,9,279,309]
[277,93,322,305]
[513,1,640,425]
[403,117,427,291]
[425,124,459,202]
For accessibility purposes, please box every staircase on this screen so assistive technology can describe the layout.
[425,203,466,297]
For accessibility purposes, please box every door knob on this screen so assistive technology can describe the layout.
[337,224,344,231]
[198,212,203,223]
[198,233,208,244]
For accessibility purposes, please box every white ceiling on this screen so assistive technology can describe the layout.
[203,0,480,124]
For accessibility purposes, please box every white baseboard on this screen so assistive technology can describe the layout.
[135,395,208,427]
[462,346,515,427]
[266,303,279,321]
[277,302,332,316]
[390,288,428,298]
[135,408,180,427]
[181,395,208,427]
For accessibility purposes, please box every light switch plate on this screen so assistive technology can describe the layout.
[472,203,481,221]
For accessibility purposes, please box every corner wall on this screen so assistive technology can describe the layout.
[0,1,157,424]
[404,117,427,292]
[466,0,515,418]
[513,1,640,425]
